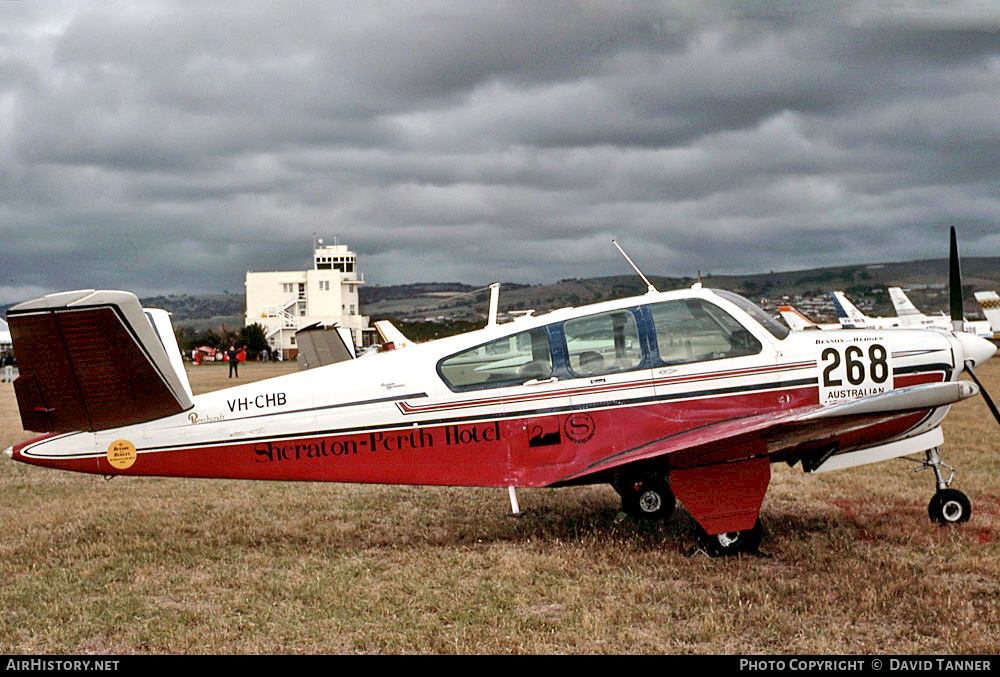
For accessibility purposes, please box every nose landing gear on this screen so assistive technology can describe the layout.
[911,447,972,525]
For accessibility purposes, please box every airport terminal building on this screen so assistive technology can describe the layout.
[245,240,376,359]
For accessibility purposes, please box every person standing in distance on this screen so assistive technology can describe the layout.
[227,345,243,378]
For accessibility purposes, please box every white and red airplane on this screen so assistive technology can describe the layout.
[5,230,999,556]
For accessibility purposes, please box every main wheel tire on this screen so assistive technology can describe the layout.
[622,478,676,520]
[699,519,763,557]
[928,488,971,525]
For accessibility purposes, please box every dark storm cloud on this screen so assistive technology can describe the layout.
[2,1,1000,303]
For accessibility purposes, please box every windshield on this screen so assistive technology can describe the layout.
[711,289,790,340]
[649,298,762,364]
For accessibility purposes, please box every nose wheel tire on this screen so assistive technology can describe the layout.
[698,519,763,557]
[928,488,971,525]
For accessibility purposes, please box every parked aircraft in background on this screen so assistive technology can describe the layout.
[192,346,223,365]
[888,287,993,337]
[830,291,902,329]
[374,320,416,350]
[5,230,999,556]
[295,320,417,371]
[974,291,1000,339]
[0,318,11,351]
[784,287,997,339]
[777,305,839,331]
[295,322,357,370]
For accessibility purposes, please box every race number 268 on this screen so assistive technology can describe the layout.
[819,343,893,404]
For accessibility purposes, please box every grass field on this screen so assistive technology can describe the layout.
[1,360,998,654]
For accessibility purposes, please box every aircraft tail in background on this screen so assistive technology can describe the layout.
[776,305,841,331]
[295,322,357,370]
[374,320,415,349]
[880,286,992,337]
[830,291,871,328]
[777,306,818,330]
[974,291,1000,336]
[887,287,925,325]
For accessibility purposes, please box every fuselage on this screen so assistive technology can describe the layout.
[9,287,982,488]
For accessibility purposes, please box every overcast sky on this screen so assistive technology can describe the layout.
[2,1,1000,303]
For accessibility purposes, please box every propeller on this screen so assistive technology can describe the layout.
[949,225,1000,426]
[962,364,1000,423]
[949,226,964,332]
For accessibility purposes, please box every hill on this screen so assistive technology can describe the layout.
[139,293,246,332]
[359,257,1000,326]
[2,256,998,329]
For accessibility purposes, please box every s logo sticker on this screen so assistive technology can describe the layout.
[563,413,596,444]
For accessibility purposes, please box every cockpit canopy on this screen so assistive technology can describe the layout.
[438,290,784,392]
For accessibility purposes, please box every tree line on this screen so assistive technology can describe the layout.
[174,323,270,360]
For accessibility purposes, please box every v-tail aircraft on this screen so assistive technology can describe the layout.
[5,230,999,556]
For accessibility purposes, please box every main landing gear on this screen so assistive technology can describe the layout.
[617,475,676,521]
[911,447,972,525]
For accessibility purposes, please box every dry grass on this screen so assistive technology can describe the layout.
[1,360,999,654]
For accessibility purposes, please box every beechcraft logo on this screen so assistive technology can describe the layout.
[188,412,226,425]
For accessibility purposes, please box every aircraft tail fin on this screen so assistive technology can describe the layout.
[295,323,356,370]
[887,287,923,324]
[8,290,193,433]
[974,291,1000,333]
[777,305,818,331]
[144,307,194,401]
[830,291,868,328]
[374,320,414,348]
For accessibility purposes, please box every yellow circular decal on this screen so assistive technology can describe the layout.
[107,439,137,470]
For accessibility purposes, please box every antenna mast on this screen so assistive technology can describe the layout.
[487,283,501,326]
[612,240,657,293]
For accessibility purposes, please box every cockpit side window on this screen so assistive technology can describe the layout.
[438,328,552,391]
[564,309,643,377]
[649,298,762,365]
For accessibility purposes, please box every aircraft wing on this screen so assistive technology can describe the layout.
[7,290,194,433]
[557,380,978,485]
